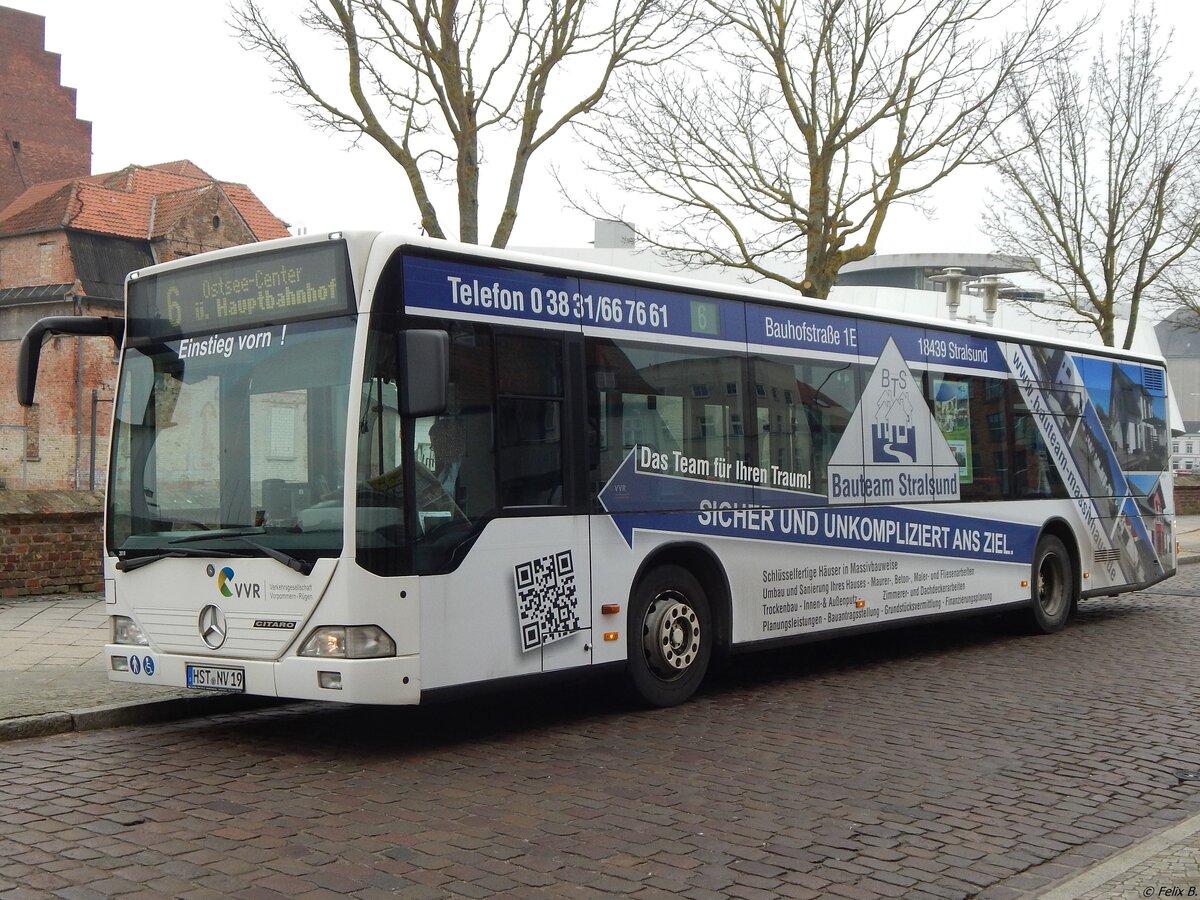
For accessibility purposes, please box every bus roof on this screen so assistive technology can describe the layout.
[127,229,1167,368]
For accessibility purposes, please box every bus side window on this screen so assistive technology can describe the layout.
[440,324,498,519]
[498,398,563,506]
[927,372,1008,501]
[586,338,746,501]
[1011,413,1070,499]
[753,356,861,497]
[497,333,565,507]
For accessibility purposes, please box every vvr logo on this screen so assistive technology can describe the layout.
[216,566,261,599]
[872,423,917,463]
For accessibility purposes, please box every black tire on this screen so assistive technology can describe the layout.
[1026,535,1075,634]
[627,565,713,708]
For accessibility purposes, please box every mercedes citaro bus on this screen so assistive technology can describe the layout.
[17,232,1175,707]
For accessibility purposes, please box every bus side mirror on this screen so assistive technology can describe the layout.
[18,315,124,406]
[399,329,449,418]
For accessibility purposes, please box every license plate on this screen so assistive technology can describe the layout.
[186,664,245,692]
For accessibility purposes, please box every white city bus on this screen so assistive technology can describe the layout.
[17,232,1175,707]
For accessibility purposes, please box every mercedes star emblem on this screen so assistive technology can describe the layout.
[198,604,228,650]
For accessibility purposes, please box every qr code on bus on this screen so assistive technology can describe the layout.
[514,550,581,652]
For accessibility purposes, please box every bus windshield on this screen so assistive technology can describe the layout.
[107,316,356,564]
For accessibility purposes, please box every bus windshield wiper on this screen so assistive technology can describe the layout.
[169,528,270,544]
[116,546,239,572]
[169,529,314,576]
[229,536,313,576]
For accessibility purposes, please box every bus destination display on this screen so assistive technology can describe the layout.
[127,242,352,338]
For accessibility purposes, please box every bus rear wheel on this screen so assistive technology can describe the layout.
[1026,535,1075,634]
[627,565,712,708]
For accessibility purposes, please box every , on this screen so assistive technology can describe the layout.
[16,232,1176,708]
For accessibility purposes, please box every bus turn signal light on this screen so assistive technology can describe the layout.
[604,632,619,641]
[601,604,620,615]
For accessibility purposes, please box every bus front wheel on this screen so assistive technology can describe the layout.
[627,565,713,708]
[1026,535,1075,634]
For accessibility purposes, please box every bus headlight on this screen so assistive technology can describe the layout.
[298,625,396,659]
[112,616,149,646]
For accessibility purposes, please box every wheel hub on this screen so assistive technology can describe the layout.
[1038,557,1062,613]
[643,596,700,675]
